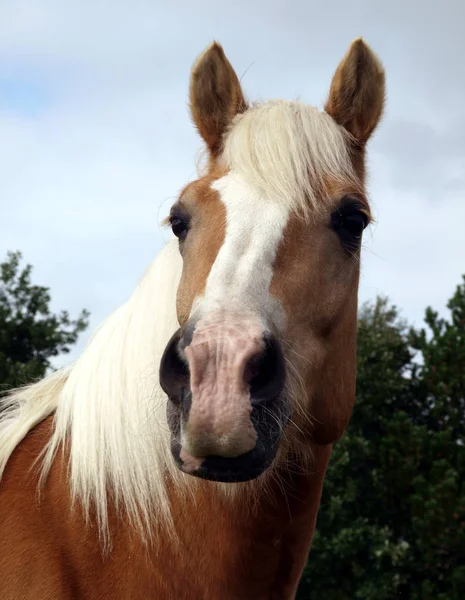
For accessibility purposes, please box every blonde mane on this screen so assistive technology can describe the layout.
[221,100,360,217]
[1,240,191,543]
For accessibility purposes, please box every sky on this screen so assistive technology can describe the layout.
[1,0,464,368]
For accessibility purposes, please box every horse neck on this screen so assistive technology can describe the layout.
[159,442,332,596]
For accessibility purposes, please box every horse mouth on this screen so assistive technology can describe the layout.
[168,401,289,483]
[173,442,274,483]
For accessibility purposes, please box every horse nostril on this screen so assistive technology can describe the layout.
[247,334,286,404]
[159,329,190,403]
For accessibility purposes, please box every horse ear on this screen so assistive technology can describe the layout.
[189,42,248,157]
[325,38,385,145]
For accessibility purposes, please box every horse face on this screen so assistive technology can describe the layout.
[160,41,385,483]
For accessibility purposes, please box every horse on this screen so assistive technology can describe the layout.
[0,38,385,599]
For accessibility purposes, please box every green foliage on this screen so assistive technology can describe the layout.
[297,279,465,599]
[0,251,89,391]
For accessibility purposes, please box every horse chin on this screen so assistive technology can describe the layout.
[168,399,290,483]
[171,442,279,483]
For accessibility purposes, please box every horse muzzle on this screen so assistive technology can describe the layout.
[159,312,288,482]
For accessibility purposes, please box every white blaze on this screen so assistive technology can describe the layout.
[198,172,290,327]
[180,172,291,459]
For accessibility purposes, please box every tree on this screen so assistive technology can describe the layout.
[0,251,89,392]
[297,278,465,599]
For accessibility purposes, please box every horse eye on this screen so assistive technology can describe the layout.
[331,201,369,252]
[170,216,189,241]
[339,213,367,238]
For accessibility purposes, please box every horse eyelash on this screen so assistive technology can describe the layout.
[160,215,172,228]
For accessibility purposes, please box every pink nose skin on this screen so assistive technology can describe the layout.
[181,314,266,460]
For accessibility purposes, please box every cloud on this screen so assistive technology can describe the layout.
[0,0,464,367]
[374,118,465,195]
